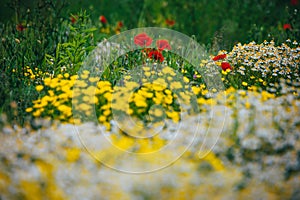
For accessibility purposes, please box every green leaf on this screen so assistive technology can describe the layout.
[83,27,98,33]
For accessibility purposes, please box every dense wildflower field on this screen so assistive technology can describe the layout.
[1,0,300,199]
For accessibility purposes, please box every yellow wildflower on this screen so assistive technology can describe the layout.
[98,115,106,122]
[57,74,63,79]
[164,96,173,104]
[64,73,70,78]
[103,109,111,116]
[78,103,91,111]
[183,76,189,83]
[25,107,33,112]
[135,99,148,107]
[144,71,151,77]
[170,81,182,90]
[152,84,165,91]
[32,110,41,117]
[35,85,44,92]
[191,86,201,95]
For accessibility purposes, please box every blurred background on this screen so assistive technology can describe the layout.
[0,0,299,50]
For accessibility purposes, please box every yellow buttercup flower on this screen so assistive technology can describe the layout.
[25,107,33,112]
[191,86,201,95]
[201,90,208,96]
[78,103,91,111]
[135,99,148,107]
[124,75,131,80]
[98,115,106,122]
[162,66,176,76]
[170,81,182,90]
[32,110,41,117]
[48,90,55,96]
[89,77,99,82]
[153,78,167,87]
[103,109,111,116]
[70,75,78,80]
[152,84,165,91]
[35,85,44,92]
[144,71,151,77]
[76,80,88,88]
[164,96,173,104]
[183,76,189,83]
[57,74,63,79]
[82,70,90,75]
[104,92,112,101]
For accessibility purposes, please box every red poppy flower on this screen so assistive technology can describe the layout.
[134,33,153,47]
[115,21,123,32]
[99,15,107,24]
[117,21,123,28]
[156,39,171,51]
[212,54,227,61]
[16,24,26,32]
[148,50,164,62]
[165,19,175,26]
[70,15,77,24]
[220,62,232,71]
[283,24,292,30]
[291,0,298,5]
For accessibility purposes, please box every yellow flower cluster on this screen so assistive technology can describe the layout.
[26,71,115,130]
[26,73,75,121]
[26,66,200,129]
[111,66,199,124]
[26,59,289,131]
[11,66,49,85]
[112,81,181,123]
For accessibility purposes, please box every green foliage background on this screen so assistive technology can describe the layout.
[1,0,299,48]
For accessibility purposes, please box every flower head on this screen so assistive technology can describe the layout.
[156,39,171,51]
[115,21,123,34]
[212,54,227,61]
[221,62,232,71]
[99,15,107,24]
[70,15,78,24]
[16,24,26,32]
[165,19,175,26]
[117,21,123,28]
[35,85,44,92]
[283,24,292,30]
[148,50,164,62]
[134,33,153,47]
